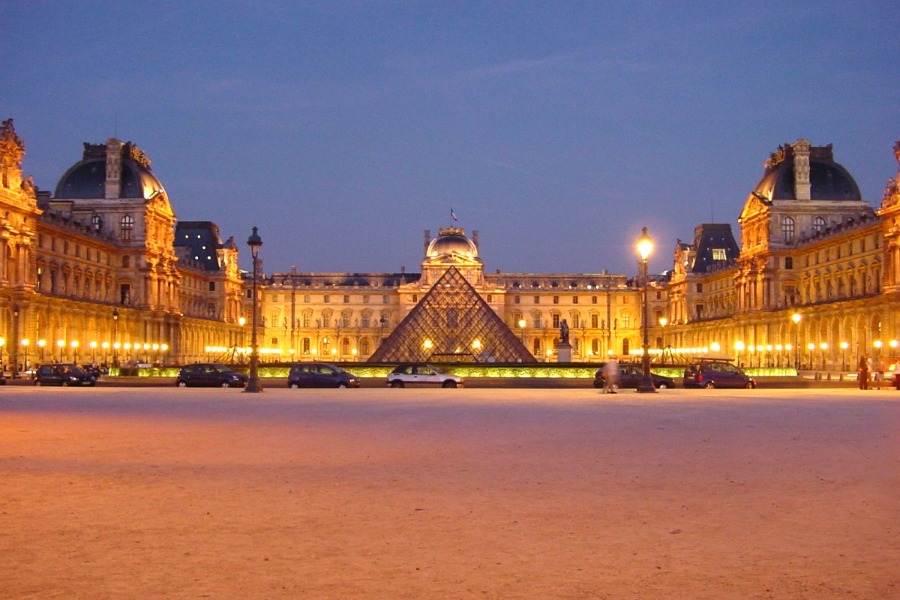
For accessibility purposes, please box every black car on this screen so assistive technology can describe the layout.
[176,363,249,388]
[33,364,97,386]
[288,362,360,388]
[593,362,675,389]
[683,359,756,389]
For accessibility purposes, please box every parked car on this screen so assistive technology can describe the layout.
[33,364,97,386]
[288,362,360,388]
[387,363,463,388]
[593,362,675,389]
[175,363,249,388]
[683,359,756,389]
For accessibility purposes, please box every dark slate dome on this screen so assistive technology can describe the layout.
[752,142,861,202]
[426,227,479,259]
[54,141,165,199]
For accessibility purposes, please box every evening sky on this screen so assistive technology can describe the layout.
[2,1,898,276]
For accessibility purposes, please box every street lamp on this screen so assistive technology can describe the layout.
[71,340,80,365]
[807,343,815,371]
[11,305,19,378]
[37,339,46,363]
[636,227,656,393]
[839,341,848,371]
[245,226,264,393]
[791,313,801,371]
[56,339,65,362]
[518,318,526,344]
[734,341,745,365]
[112,308,119,367]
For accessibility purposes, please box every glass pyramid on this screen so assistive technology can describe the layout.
[368,267,537,363]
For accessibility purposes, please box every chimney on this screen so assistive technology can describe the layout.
[105,138,123,198]
[792,139,811,200]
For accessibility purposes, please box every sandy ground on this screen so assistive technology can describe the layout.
[0,386,897,599]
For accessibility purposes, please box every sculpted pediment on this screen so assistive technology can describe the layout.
[739,193,770,222]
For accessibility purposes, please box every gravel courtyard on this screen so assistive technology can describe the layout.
[1,387,897,599]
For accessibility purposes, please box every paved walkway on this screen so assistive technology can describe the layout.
[1,387,897,598]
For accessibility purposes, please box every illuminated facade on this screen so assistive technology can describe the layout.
[0,120,243,370]
[662,140,899,370]
[2,119,897,371]
[259,228,645,363]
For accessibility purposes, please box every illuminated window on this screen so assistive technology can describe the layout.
[120,215,134,241]
[712,248,726,261]
[813,217,826,233]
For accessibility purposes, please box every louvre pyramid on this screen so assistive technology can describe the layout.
[368,267,537,363]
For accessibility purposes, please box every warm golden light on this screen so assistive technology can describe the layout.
[710,342,720,352]
[636,227,653,261]
[659,317,668,327]
[734,341,745,351]
[791,313,801,324]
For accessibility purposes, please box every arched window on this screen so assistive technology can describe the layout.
[813,217,826,234]
[120,215,135,240]
[782,217,795,243]
[360,338,370,355]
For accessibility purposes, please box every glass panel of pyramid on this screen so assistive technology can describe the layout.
[369,267,537,363]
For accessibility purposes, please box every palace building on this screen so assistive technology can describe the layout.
[1,117,897,373]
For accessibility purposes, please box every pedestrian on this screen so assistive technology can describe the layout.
[603,359,619,394]
[857,355,869,390]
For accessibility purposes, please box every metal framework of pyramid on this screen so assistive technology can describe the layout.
[368,267,537,363]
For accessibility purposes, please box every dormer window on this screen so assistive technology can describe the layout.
[782,217,795,243]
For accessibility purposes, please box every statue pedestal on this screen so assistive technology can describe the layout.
[555,342,572,363]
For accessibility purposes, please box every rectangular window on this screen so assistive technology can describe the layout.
[343,295,350,303]
[572,296,578,304]
[591,314,599,328]
[592,296,598,304]
[303,295,311,303]
[712,248,726,260]
[785,257,793,269]
[514,296,521,304]
[363,295,369,304]
[534,296,540,304]
[696,283,703,293]
[209,282,216,291]
[552,314,560,328]
[553,296,559,304]
[486,294,493,303]
[323,295,330,303]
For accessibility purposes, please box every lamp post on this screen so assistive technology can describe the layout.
[112,308,119,367]
[819,342,829,371]
[11,305,19,378]
[839,341,848,372]
[245,226,264,393]
[379,315,386,345]
[636,227,656,393]
[37,339,46,364]
[518,318,526,345]
[791,313,801,371]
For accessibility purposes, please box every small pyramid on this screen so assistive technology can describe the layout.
[369,267,536,363]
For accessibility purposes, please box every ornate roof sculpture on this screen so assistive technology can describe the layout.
[369,266,537,364]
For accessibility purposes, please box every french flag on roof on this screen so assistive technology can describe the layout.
[451,208,459,222]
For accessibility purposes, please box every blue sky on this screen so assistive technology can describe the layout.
[3,1,897,276]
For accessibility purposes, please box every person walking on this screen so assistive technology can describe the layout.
[857,355,869,390]
[602,359,619,394]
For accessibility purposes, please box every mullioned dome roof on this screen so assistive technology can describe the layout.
[426,227,479,259]
[752,142,861,202]
[54,141,166,200]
